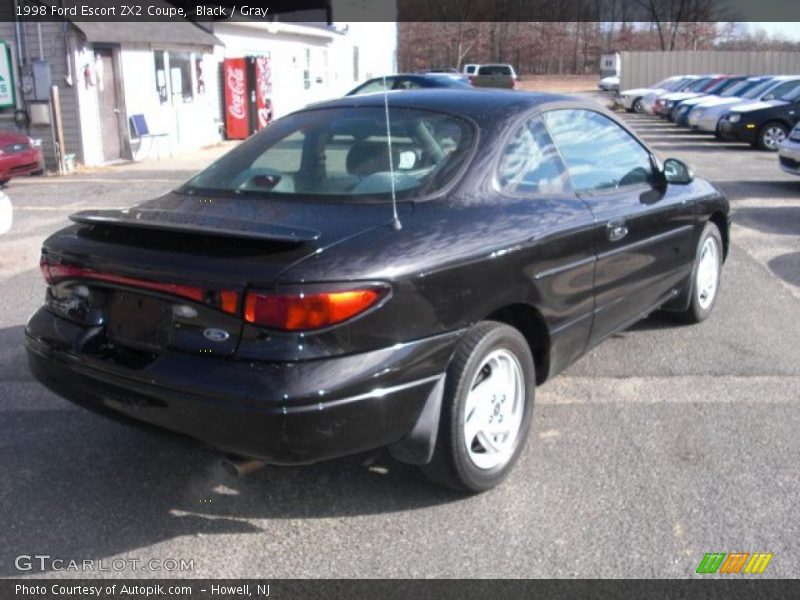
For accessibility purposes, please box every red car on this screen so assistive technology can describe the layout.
[0,130,43,185]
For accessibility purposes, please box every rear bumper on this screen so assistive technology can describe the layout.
[25,307,460,464]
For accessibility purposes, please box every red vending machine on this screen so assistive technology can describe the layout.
[223,56,273,140]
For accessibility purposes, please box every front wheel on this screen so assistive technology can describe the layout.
[757,121,788,151]
[677,222,723,323]
[632,98,644,113]
[422,321,535,493]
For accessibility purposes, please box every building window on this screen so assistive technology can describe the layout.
[154,50,167,103]
[169,51,194,103]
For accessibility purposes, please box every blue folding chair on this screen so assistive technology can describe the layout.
[129,114,170,159]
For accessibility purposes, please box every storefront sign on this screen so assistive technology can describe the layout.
[0,42,16,108]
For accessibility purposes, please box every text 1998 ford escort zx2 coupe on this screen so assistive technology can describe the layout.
[26,90,729,492]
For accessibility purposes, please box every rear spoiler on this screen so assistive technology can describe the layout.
[70,209,321,243]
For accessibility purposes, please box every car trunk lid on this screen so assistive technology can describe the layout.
[42,191,410,361]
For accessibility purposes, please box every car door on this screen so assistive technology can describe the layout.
[495,115,597,373]
[543,108,696,345]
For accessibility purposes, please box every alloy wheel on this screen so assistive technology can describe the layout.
[696,237,720,310]
[463,348,525,470]
[762,126,787,151]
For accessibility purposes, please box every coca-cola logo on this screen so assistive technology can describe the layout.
[226,66,246,120]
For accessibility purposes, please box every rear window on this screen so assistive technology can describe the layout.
[182,107,475,201]
[478,65,512,76]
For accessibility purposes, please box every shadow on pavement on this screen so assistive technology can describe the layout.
[1,324,460,577]
[768,251,800,288]
[717,180,800,202]
[734,206,800,235]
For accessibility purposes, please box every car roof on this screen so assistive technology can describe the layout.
[305,89,576,122]
[368,73,459,80]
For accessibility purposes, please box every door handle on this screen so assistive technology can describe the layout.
[606,220,629,242]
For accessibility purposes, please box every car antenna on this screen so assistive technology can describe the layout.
[382,76,402,231]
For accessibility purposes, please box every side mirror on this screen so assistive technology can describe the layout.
[663,158,694,185]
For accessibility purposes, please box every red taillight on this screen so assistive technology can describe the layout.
[39,254,52,284]
[510,79,516,89]
[468,76,475,85]
[244,285,389,331]
[40,258,239,315]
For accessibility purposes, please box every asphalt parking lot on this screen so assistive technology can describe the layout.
[1,96,799,578]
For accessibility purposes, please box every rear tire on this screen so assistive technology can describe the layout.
[677,222,723,324]
[632,98,644,113]
[757,121,788,151]
[422,321,535,493]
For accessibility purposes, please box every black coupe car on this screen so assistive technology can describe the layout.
[26,90,729,492]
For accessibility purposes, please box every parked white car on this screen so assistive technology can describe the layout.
[617,75,685,113]
[642,76,709,115]
[778,122,800,175]
[598,76,619,91]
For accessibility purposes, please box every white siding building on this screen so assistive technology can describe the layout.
[0,16,396,169]
[213,21,397,120]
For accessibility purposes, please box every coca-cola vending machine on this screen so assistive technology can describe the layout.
[223,56,273,140]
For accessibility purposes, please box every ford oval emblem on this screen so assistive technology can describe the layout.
[203,328,230,343]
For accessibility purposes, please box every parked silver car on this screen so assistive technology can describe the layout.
[689,76,800,135]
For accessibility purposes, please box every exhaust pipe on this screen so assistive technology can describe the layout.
[220,456,267,477]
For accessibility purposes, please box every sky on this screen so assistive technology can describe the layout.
[753,22,800,40]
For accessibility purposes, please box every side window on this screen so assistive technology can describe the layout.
[768,80,800,100]
[395,78,422,90]
[497,117,571,195]
[353,78,393,95]
[543,109,653,193]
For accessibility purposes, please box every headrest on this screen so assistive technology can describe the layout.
[346,142,399,176]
